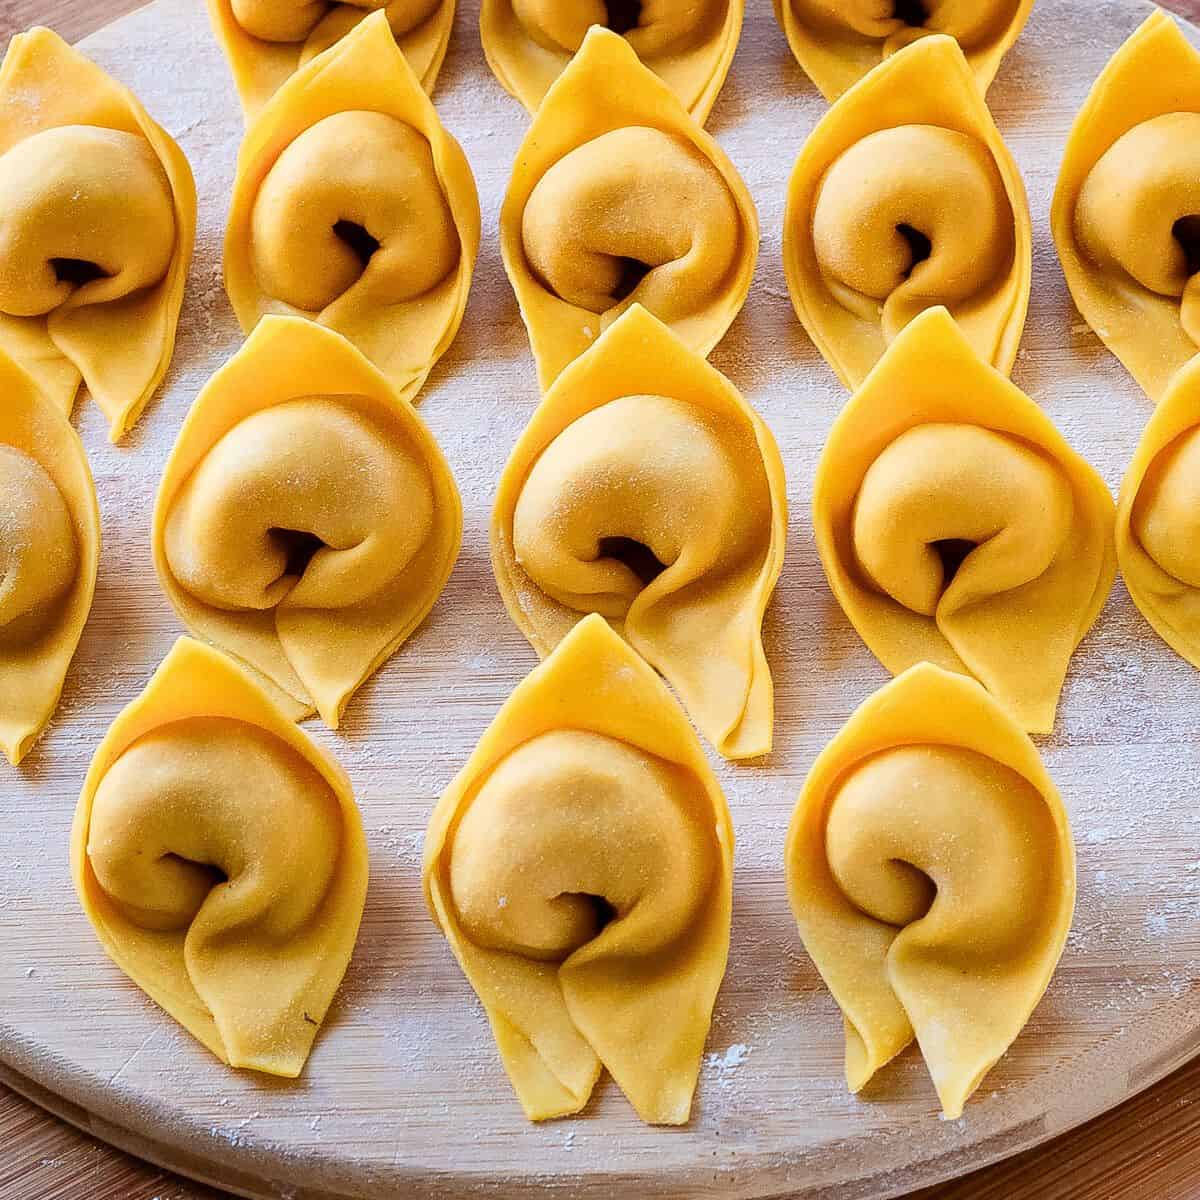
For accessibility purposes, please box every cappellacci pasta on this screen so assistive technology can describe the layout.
[424,614,733,1123]
[774,0,1033,100]
[500,26,757,390]
[0,27,195,439]
[207,0,455,120]
[1117,353,1200,667]
[813,306,1115,734]
[783,35,1031,390]
[224,11,479,405]
[1053,10,1200,402]
[72,637,368,1076]
[786,661,1074,1119]
[152,315,462,727]
[491,304,786,759]
[480,0,742,123]
[0,350,99,765]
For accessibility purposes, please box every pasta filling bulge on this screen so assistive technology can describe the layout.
[803,0,1019,47]
[1075,112,1200,349]
[522,126,740,324]
[512,0,721,56]
[448,730,715,965]
[249,110,459,315]
[163,396,435,616]
[88,716,343,938]
[0,444,79,647]
[0,126,175,321]
[812,124,1014,340]
[231,0,443,49]
[849,423,1073,619]
[1129,426,1200,589]
[512,394,767,619]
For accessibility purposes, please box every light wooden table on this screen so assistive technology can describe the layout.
[4,2,1200,1198]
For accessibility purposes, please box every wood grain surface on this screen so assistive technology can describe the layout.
[4,0,1200,1198]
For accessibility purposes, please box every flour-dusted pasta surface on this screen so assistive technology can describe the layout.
[4,0,1198,1189]
[152,315,462,727]
[72,637,369,1077]
[0,27,195,439]
[224,12,479,404]
[786,662,1075,1119]
[424,614,734,1124]
[783,35,1031,390]
[491,305,786,759]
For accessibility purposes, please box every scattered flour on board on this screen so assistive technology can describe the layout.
[706,1043,751,1080]
[5,0,1200,1189]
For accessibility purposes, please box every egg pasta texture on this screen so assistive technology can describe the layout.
[0,27,195,439]
[1117,353,1200,667]
[812,307,1115,734]
[786,662,1074,1118]
[152,315,461,728]
[1052,11,1200,402]
[500,27,757,390]
[783,34,1030,390]
[481,0,742,123]
[224,12,478,404]
[491,306,786,759]
[71,637,369,1076]
[423,614,733,1123]
[0,350,99,765]
[774,0,1032,100]
[207,0,454,120]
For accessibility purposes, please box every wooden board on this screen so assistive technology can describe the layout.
[5,0,1200,1196]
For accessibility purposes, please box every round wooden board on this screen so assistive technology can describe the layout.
[4,0,1200,1196]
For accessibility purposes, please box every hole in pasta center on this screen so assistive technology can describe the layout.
[598,536,667,587]
[896,224,932,276]
[610,257,652,303]
[162,852,228,887]
[51,258,109,287]
[604,0,642,34]
[892,0,927,24]
[887,857,937,921]
[1173,215,1200,277]
[333,219,381,269]
[269,527,326,579]
[931,538,976,586]
[563,892,618,934]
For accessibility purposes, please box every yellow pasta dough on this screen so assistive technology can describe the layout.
[224,11,479,405]
[71,637,369,1076]
[480,0,742,124]
[500,26,758,391]
[774,0,1032,100]
[782,34,1031,390]
[424,613,733,1123]
[782,36,1027,388]
[152,314,462,727]
[491,305,786,759]
[1116,352,1200,666]
[1052,11,1200,402]
[0,350,99,766]
[0,27,195,440]
[208,0,454,120]
[813,306,1115,734]
[786,661,1074,1119]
